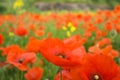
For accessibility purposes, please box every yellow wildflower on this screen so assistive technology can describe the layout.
[70,25,76,32]
[9,32,15,37]
[68,22,73,27]
[62,22,76,37]
[62,26,67,31]
[13,0,24,9]
[66,31,71,37]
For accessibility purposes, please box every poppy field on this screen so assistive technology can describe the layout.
[0,5,120,80]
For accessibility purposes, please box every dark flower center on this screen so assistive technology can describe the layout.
[18,58,24,63]
[56,54,66,58]
[90,74,102,80]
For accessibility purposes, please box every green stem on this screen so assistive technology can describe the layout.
[17,69,19,80]
[59,68,62,80]
[20,71,23,80]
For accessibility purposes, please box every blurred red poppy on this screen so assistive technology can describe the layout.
[7,52,36,71]
[35,30,44,36]
[2,45,24,56]
[25,67,43,80]
[39,37,81,67]
[105,22,113,31]
[0,34,4,45]
[15,26,28,36]
[55,70,72,80]
[26,37,42,53]
[63,35,86,64]
[58,54,120,80]
[95,38,111,47]
[79,54,120,80]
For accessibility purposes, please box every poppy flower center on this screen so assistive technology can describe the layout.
[94,75,99,80]
[18,58,24,63]
[90,74,102,80]
[56,54,66,58]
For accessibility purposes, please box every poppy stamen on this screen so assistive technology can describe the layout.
[55,54,66,58]
[18,58,24,63]
[90,74,101,80]
[58,55,65,58]
[94,74,99,80]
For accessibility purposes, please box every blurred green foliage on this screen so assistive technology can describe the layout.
[0,0,7,14]
[0,0,14,14]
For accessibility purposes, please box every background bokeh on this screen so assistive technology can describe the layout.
[0,0,120,14]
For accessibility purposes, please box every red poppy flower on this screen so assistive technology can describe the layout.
[58,54,120,80]
[38,35,86,68]
[39,38,81,67]
[115,25,120,33]
[104,10,112,18]
[63,35,86,50]
[0,34,4,45]
[63,35,86,64]
[6,52,36,71]
[114,5,120,13]
[87,23,98,32]
[55,70,72,80]
[95,30,107,39]
[108,49,119,58]
[40,38,65,55]
[95,38,111,47]
[84,30,92,38]
[55,54,120,80]
[26,37,42,53]
[47,32,52,38]
[15,25,28,36]
[29,24,35,31]
[95,17,103,24]
[25,67,43,80]
[105,22,113,31]
[83,14,92,22]
[35,29,44,36]
[101,45,112,54]
[88,45,101,54]
[79,54,120,80]
[2,45,24,56]
[101,45,119,58]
